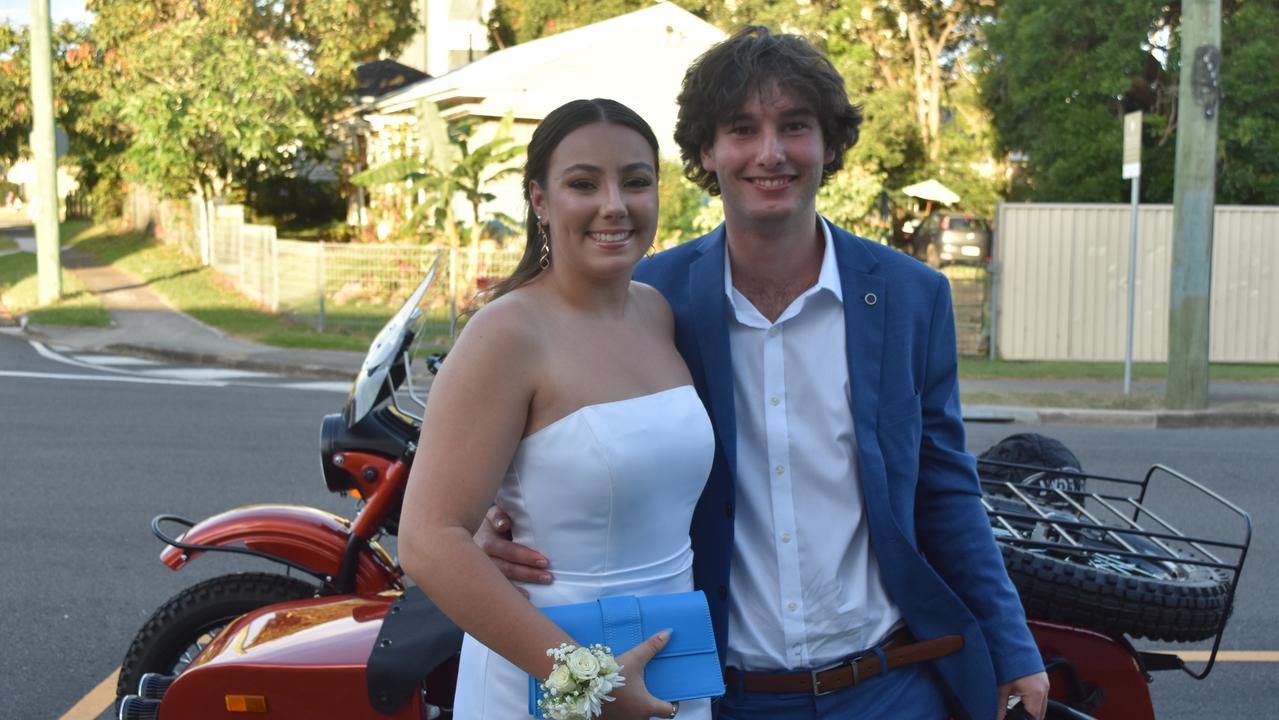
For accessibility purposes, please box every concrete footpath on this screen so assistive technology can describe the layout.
[3,219,1277,427]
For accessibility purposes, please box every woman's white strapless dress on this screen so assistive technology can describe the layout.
[451,385,715,719]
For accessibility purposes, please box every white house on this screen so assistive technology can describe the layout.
[352,2,726,240]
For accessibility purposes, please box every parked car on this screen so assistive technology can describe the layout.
[911,211,991,267]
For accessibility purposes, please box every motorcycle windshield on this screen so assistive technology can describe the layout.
[345,257,440,425]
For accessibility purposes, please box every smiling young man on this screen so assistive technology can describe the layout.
[480,26,1048,719]
[638,26,1049,719]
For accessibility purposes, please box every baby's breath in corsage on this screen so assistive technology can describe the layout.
[538,642,626,720]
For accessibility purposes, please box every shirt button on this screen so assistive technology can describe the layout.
[775,464,785,475]
[787,602,797,612]
[768,327,779,337]
[781,532,792,543]
[770,396,780,406]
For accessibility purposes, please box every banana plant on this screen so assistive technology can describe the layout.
[353,100,525,249]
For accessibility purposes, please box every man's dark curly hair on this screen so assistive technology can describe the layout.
[674,26,862,196]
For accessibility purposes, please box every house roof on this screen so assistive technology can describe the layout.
[365,1,725,156]
[356,60,430,102]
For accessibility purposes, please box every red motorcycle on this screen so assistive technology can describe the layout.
[117,266,461,719]
[116,269,1252,720]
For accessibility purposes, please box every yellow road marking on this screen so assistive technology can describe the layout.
[60,668,117,720]
[1177,651,1279,662]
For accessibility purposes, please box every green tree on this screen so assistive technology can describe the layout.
[0,20,129,217]
[1215,0,1279,204]
[78,0,416,231]
[87,0,416,131]
[106,19,319,259]
[0,23,26,165]
[983,0,1277,205]
[980,0,1173,203]
[353,102,525,248]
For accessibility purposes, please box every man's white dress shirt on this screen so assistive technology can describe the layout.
[722,220,902,672]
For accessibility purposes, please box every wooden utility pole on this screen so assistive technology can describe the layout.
[29,0,62,304]
[1167,0,1222,410]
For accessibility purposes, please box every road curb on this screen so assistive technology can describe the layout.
[1037,407,1158,427]
[1155,409,1279,428]
[965,404,1279,429]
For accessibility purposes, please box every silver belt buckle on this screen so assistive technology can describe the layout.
[810,654,863,697]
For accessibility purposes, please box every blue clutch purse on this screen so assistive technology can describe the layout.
[528,591,724,716]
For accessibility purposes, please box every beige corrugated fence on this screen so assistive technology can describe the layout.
[994,203,1278,362]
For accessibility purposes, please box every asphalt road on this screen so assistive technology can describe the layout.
[2,329,1272,718]
[0,332,353,720]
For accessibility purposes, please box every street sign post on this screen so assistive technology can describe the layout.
[1122,111,1142,395]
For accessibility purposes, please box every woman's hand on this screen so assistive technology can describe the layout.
[599,630,679,719]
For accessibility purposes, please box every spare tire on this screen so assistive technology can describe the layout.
[979,433,1085,507]
[1000,539,1232,642]
[987,496,1232,642]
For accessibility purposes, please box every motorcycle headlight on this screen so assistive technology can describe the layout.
[319,413,356,494]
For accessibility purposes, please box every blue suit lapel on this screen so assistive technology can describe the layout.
[832,227,916,576]
[689,229,737,482]
[832,225,886,443]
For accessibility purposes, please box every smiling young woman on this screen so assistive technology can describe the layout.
[399,99,710,720]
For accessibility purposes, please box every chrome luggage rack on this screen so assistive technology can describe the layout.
[976,459,1252,679]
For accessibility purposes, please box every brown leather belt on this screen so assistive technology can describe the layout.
[723,632,964,696]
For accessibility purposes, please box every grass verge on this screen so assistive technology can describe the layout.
[0,235,17,252]
[68,224,383,351]
[0,223,110,326]
[959,358,1279,382]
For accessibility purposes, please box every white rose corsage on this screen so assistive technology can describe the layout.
[538,642,625,720]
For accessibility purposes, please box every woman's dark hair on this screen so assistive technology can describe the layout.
[674,25,862,196]
[483,98,660,302]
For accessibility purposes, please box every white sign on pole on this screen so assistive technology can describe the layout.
[1122,111,1143,179]
[1122,110,1143,393]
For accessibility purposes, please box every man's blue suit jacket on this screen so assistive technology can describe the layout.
[634,222,1043,720]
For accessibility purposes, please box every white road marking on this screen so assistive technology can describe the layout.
[138,367,271,381]
[31,339,134,375]
[264,380,352,393]
[0,368,226,386]
[15,341,351,392]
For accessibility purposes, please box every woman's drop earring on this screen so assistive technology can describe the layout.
[538,219,551,270]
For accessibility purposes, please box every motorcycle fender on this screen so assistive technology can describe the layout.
[1029,620,1156,720]
[159,504,401,594]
